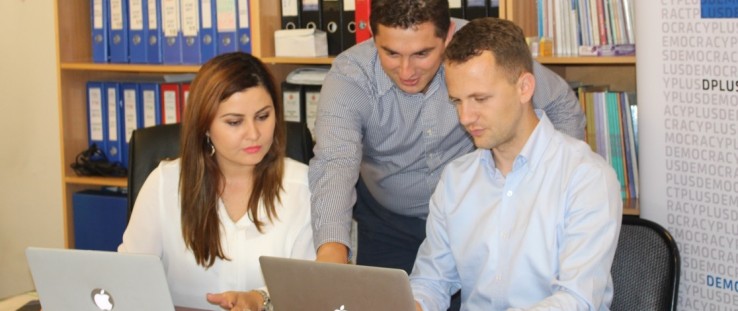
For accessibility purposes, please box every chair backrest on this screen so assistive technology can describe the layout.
[126,122,314,215]
[610,216,680,311]
[127,123,182,215]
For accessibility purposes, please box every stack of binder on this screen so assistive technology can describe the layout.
[282,67,329,140]
[461,0,500,20]
[86,74,194,168]
[280,0,359,55]
[91,0,251,64]
[283,82,322,141]
[277,0,500,55]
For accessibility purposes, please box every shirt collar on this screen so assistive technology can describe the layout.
[218,198,262,230]
[479,109,555,175]
[516,109,555,172]
[479,149,498,178]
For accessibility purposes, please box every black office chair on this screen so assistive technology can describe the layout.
[127,123,182,216]
[127,122,314,216]
[284,122,315,164]
[610,216,680,311]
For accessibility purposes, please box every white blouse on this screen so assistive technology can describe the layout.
[119,158,315,309]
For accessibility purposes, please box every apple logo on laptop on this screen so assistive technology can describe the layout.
[334,305,348,311]
[90,288,115,310]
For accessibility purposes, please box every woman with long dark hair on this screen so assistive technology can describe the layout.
[119,52,314,311]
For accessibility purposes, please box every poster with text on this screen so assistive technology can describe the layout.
[637,1,738,310]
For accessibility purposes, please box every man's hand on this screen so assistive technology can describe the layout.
[316,242,349,264]
[206,291,262,311]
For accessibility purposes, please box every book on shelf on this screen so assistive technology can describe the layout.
[104,82,125,165]
[621,91,638,198]
[536,0,635,57]
[621,0,635,44]
[588,0,600,46]
[576,85,639,199]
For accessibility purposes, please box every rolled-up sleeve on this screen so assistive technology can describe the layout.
[308,61,371,251]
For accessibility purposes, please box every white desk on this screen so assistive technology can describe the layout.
[0,292,38,311]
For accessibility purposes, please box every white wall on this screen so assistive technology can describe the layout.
[0,1,63,299]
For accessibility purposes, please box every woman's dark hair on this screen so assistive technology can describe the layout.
[179,52,286,268]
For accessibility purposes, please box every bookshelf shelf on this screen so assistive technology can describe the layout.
[259,55,637,66]
[65,176,127,188]
[536,56,635,65]
[261,57,335,65]
[623,200,639,216]
[60,63,201,73]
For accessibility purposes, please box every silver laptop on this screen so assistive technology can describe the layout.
[259,256,416,311]
[26,247,205,311]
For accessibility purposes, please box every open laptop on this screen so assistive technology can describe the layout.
[25,247,205,311]
[259,256,416,311]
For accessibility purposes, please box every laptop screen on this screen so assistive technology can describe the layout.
[259,256,416,310]
[26,247,176,311]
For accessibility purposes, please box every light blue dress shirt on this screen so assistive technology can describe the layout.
[410,112,622,311]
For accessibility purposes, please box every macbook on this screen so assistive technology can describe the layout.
[25,247,205,311]
[259,256,416,311]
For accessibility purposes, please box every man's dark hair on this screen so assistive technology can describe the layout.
[370,0,451,39]
[445,18,533,83]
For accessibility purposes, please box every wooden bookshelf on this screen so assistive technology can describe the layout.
[55,0,638,246]
[54,0,292,247]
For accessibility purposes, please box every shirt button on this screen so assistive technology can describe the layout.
[426,129,432,136]
[496,275,502,281]
[501,232,508,239]
[506,190,513,197]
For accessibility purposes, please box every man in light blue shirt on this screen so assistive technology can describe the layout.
[410,18,622,311]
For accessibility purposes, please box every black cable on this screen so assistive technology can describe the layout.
[70,143,127,177]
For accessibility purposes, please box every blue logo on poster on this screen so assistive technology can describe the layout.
[701,0,738,18]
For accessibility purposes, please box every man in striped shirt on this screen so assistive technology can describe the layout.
[309,0,584,276]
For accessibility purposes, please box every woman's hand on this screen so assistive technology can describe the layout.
[206,291,263,311]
